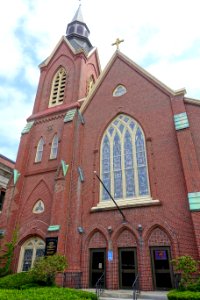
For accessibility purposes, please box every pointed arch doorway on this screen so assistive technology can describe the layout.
[89,248,106,288]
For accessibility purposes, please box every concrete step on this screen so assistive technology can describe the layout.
[99,290,168,300]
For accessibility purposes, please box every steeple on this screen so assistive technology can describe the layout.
[66,5,93,54]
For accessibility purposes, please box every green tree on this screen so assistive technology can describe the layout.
[171,255,199,289]
[30,254,67,286]
[0,228,18,277]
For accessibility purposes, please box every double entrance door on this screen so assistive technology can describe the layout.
[89,248,137,289]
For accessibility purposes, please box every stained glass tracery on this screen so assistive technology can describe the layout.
[101,114,149,202]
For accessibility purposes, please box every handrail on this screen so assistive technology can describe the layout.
[95,272,105,299]
[132,273,140,300]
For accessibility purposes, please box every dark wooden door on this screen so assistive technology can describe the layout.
[89,249,105,288]
[119,248,137,289]
[151,247,173,290]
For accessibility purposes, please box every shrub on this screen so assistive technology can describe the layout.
[0,272,35,289]
[187,277,200,292]
[0,287,97,300]
[171,255,199,289]
[31,254,67,286]
[167,290,200,299]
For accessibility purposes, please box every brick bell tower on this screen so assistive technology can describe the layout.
[0,4,100,275]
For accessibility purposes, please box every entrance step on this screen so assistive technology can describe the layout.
[99,290,168,300]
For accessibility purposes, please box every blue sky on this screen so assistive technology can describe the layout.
[1,0,200,161]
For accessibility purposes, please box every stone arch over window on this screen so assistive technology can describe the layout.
[17,237,45,272]
[32,200,45,214]
[35,137,45,163]
[49,67,67,107]
[50,134,59,159]
[100,114,150,202]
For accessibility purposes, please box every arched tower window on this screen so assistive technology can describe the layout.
[50,134,59,159]
[100,114,150,201]
[18,237,45,272]
[35,137,45,163]
[86,75,95,96]
[49,67,67,107]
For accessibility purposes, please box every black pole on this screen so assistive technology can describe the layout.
[94,172,127,222]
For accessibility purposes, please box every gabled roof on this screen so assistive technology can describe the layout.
[80,50,186,114]
[39,36,100,69]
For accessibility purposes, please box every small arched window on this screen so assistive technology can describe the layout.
[100,114,150,201]
[113,84,127,97]
[18,237,45,272]
[50,134,59,159]
[35,138,45,163]
[49,67,67,107]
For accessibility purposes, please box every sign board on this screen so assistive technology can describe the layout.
[45,237,58,256]
[108,250,113,261]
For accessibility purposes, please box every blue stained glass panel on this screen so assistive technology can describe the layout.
[124,130,135,196]
[119,124,124,133]
[102,173,111,200]
[129,121,135,130]
[113,134,121,156]
[126,169,135,197]
[102,135,111,200]
[22,249,33,271]
[124,116,129,123]
[108,126,114,136]
[114,171,122,198]
[138,167,149,195]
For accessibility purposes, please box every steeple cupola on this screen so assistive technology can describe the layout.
[66,5,93,54]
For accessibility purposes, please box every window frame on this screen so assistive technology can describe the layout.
[17,237,45,272]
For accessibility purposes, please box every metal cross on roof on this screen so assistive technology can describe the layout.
[112,38,124,50]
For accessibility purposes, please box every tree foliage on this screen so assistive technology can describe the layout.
[30,254,67,286]
[0,228,18,277]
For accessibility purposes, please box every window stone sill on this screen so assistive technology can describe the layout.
[91,197,161,212]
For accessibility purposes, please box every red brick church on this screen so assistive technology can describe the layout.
[1,5,200,291]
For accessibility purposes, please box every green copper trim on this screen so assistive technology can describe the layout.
[61,160,69,177]
[188,192,200,211]
[48,225,60,232]
[174,112,189,131]
[21,121,34,134]
[64,109,77,123]
[13,169,20,185]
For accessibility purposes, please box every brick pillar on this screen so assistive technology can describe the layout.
[171,95,200,258]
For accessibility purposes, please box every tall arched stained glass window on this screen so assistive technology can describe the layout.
[100,114,150,201]
[102,135,111,200]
